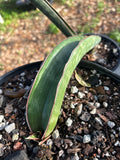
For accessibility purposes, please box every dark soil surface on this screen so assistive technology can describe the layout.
[83,37,119,70]
[0,65,120,160]
[0,0,120,76]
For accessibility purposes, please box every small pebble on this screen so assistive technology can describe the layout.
[20,72,26,76]
[59,150,64,157]
[71,86,78,94]
[88,124,91,128]
[81,121,85,125]
[46,139,53,146]
[83,135,91,143]
[5,123,15,133]
[19,83,24,88]
[104,86,109,91]
[117,127,120,131]
[78,91,85,99]
[8,82,12,86]
[0,122,6,130]
[99,79,102,85]
[5,104,13,114]
[65,118,73,127]
[97,45,101,49]
[110,134,115,140]
[112,151,116,154]
[76,104,83,116]
[90,108,96,114]
[105,152,110,157]
[71,153,79,160]
[91,70,97,74]
[12,133,19,142]
[70,103,75,109]
[24,86,30,90]
[0,95,4,108]
[104,44,108,49]
[111,129,116,135]
[113,48,117,54]
[95,102,100,108]
[94,95,98,101]
[103,102,108,108]
[97,58,106,65]
[80,111,91,122]
[0,115,4,123]
[114,140,120,146]
[96,73,100,78]
[95,117,103,126]
[0,143,4,157]
[0,89,3,95]
[107,121,115,128]
[52,129,59,139]
[84,90,88,94]
[87,102,94,106]
[0,135,2,140]
[113,92,119,96]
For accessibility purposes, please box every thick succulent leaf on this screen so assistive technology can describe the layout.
[30,0,75,37]
[26,35,101,139]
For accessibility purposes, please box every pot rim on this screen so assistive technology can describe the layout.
[0,61,42,85]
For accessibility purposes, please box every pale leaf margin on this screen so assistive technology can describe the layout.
[43,35,101,138]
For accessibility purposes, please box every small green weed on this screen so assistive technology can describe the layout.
[0,63,4,71]
[54,0,73,5]
[77,25,93,34]
[109,30,120,45]
[17,50,22,55]
[97,1,104,12]
[47,23,59,34]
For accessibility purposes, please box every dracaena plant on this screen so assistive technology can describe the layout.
[25,0,101,140]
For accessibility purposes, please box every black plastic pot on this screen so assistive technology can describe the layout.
[0,60,120,89]
[83,33,120,76]
[0,61,42,86]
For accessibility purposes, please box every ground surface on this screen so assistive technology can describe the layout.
[0,0,120,76]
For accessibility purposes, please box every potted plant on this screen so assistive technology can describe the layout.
[0,0,120,159]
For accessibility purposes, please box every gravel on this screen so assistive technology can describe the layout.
[80,111,91,122]
[0,66,120,159]
[5,123,15,133]
[0,143,4,157]
[65,118,73,127]
[0,115,4,123]
[83,135,91,143]
[71,86,78,94]
[52,129,60,139]
[107,120,116,128]
[78,91,85,99]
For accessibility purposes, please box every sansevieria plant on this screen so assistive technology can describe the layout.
[25,0,118,140]
[26,35,101,139]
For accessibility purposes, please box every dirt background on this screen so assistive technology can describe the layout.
[0,0,120,76]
